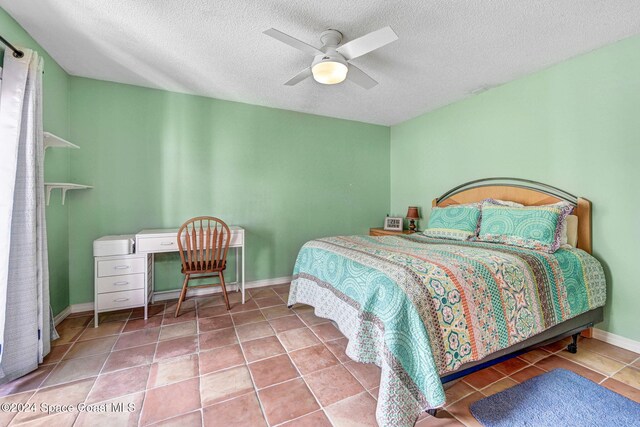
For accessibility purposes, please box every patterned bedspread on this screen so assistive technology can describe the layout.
[288,235,606,427]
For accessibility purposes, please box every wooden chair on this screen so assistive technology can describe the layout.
[175,216,231,317]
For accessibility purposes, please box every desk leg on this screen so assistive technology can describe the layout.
[145,253,153,320]
[235,247,240,293]
[242,245,245,304]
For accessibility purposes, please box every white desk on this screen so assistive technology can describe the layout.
[93,226,245,328]
[136,226,246,313]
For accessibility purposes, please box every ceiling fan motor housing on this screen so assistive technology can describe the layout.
[320,29,343,47]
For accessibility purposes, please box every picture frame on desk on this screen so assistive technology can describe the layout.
[383,217,403,231]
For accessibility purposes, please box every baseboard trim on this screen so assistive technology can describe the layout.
[53,306,71,326]
[152,275,292,302]
[592,328,640,354]
[53,276,293,324]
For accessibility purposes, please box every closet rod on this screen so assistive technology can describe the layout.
[0,34,24,58]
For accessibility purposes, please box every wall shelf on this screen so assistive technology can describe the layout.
[45,183,92,205]
[44,132,80,150]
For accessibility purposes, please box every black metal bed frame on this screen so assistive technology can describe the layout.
[435,177,578,205]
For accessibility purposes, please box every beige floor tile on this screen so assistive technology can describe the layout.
[102,343,156,372]
[311,323,344,342]
[148,410,202,426]
[290,344,339,375]
[558,348,626,376]
[461,367,504,389]
[492,357,529,375]
[51,326,85,346]
[148,353,199,389]
[87,365,150,403]
[601,378,640,403]
[325,392,378,427]
[154,336,198,361]
[199,344,245,375]
[445,392,484,427]
[535,354,605,383]
[63,336,118,360]
[242,336,286,362]
[199,327,238,351]
[268,315,305,333]
[248,354,299,389]
[258,378,319,425]
[42,353,108,387]
[78,321,126,341]
[231,309,266,326]
[261,305,295,320]
[0,391,33,426]
[76,391,143,427]
[0,366,53,397]
[612,366,640,389]
[277,328,321,352]
[578,337,639,364]
[443,380,475,405]
[159,320,197,341]
[343,361,381,390]
[200,365,253,406]
[114,327,160,350]
[510,365,546,383]
[140,377,201,425]
[202,392,266,427]
[279,410,332,427]
[235,321,275,342]
[518,348,552,364]
[12,377,95,424]
[42,344,71,365]
[304,364,364,406]
[481,377,518,396]
[13,411,78,427]
[415,410,464,426]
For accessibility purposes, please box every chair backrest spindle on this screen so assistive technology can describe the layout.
[177,217,231,274]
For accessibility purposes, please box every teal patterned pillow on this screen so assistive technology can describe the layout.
[423,205,481,241]
[478,201,573,252]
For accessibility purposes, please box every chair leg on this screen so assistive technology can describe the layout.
[219,271,231,310]
[175,274,190,318]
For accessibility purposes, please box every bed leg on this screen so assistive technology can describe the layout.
[567,333,579,354]
[426,409,438,417]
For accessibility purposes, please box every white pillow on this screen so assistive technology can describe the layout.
[565,215,578,247]
[489,199,524,207]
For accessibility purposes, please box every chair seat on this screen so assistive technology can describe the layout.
[181,260,226,274]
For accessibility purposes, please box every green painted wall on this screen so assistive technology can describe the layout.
[1,8,71,315]
[68,77,390,304]
[390,35,640,341]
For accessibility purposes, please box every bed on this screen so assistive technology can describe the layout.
[287,178,606,427]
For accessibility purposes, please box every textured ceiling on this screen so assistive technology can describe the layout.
[3,0,640,125]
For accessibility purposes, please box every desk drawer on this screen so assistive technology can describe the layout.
[97,289,145,310]
[137,236,178,253]
[96,273,144,294]
[138,232,243,253]
[97,257,145,277]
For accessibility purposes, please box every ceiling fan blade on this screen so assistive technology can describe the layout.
[263,28,323,56]
[284,67,312,86]
[336,26,398,61]
[347,64,378,89]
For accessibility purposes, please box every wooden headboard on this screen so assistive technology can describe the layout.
[431,178,592,254]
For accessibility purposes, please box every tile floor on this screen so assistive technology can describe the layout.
[0,283,638,426]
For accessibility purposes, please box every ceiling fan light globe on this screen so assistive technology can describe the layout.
[311,61,348,85]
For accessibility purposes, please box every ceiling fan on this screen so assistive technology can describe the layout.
[263,26,398,89]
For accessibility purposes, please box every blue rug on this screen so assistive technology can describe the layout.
[469,368,640,427]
